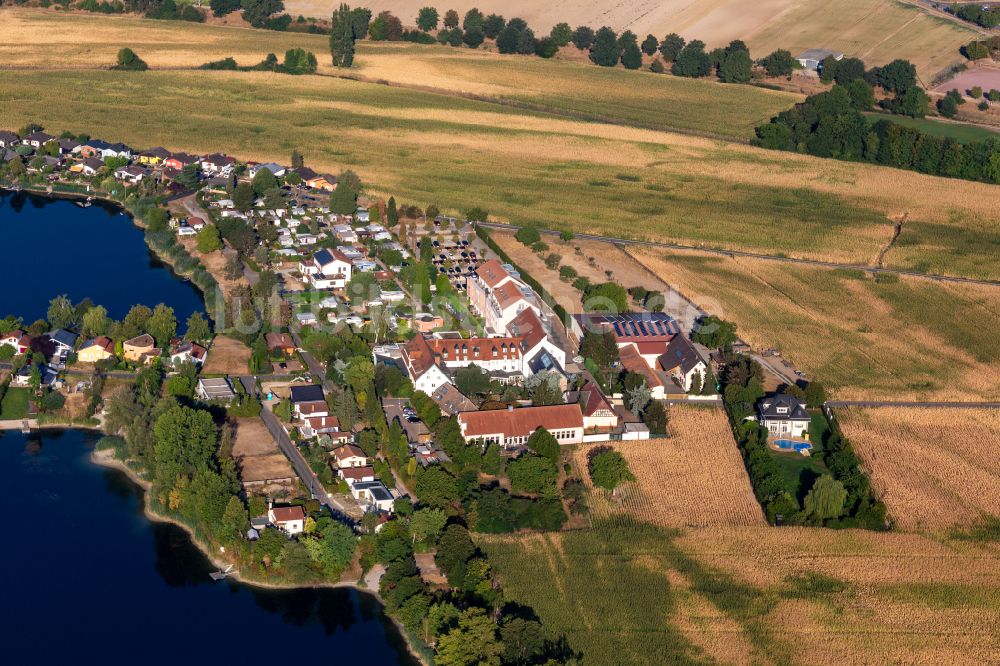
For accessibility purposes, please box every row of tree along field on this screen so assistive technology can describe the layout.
[755,54,1000,185]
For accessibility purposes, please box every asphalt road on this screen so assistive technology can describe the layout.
[257,400,361,521]
[474,221,1000,288]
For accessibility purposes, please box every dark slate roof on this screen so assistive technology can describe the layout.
[758,394,810,421]
[290,384,325,404]
[353,481,392,501]
[660,335,704,375]
[50,329,78,347]
[0,130,19,142]
[86,139,112,150]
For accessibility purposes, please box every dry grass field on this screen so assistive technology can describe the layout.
[481,521,1000,666]
[3,9,999,277]
[231,417,296,490]
[571,406,765,528]
[287,0,976,79]
[201,335,251,375]
[836,407,1000,532]
[631,248,1000,401]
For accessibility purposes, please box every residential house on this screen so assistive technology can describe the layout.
[333,224,358,243]
[57,138,81,155]
[289,384,328,418]
[137,147,171,166]
[354,208,370,223]
[0,130,19,148]
[299,248,353,290]
[169,341,208,366]
[351,480,395,513]
[795,48,844,71]
[187,217,206,231]
[467,259,540,334]
[506,308,566,376]
[265,332,296,356]
[81,140,131,160]
[200,153,235,176]
[295,312,318,326]
[48,329,78,361]
[268,504,306,535]
[413,313,444,333]
[331,443,368,469]
[248,162,286,178]
[74,157,104,176]
[297,167,336,192]
[163,152,198,170]
[758,395,811,439]
[77,336,115,363]
[658,335,708,393]
[0,330,32,355]
[301,415,340,438]
[618,344,680,401]
[197,377,236,401]
[113,164,150,184]
[22,131,53,149]
[340,465,377,486]
[398,335,459,395]
[431,382,478,416]
[565,380,619,430]
[123,334,158,363]
[457,404,585,450]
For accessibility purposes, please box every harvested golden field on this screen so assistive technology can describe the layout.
[482,520,1000,666]
[631,248,1000,400]
[288,0,976,79]
[3,9,997,276]
[572,406,764,528]
[836,407,1000,531]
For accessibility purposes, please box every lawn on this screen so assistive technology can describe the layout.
[769,413,830,504]
[630,248,1000,401]
[866,113,1000,143]
[0,387,31,420]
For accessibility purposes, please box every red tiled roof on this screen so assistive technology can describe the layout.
[576,381,614,417]
[428,336,522,362]
[265,332,294,350]
[493,280,527,310]
[475,259,511,289]
[458,404,583,438]
[339,465,375,481]
[270,505,305,523]
[619,345,663,389]
[507,308,546,349]
[332,443,365,461]
[305,415,340,431]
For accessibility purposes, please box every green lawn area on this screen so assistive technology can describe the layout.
[0,387,31,420]
[866,113,1000,143]
[769,412,830,502]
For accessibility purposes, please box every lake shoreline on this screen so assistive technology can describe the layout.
[89,447,429,666]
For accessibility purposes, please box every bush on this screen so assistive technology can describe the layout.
[112,48,148,71]
[514,225,541,246]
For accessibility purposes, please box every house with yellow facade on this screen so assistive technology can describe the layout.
[77,336,114,363]
[123,334,158,364]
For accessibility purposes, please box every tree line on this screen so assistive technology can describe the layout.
[755,79,1000,184]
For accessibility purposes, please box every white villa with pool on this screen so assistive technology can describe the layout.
[757,394,811,439]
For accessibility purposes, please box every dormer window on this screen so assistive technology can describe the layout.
[776,407,788,414]
[492,347,499,357]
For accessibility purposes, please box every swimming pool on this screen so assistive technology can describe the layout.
[774,439,812,453]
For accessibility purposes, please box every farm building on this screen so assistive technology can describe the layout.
[795,48,844,71]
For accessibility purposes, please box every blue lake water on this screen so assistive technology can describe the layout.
[0,189,205,323]
[1,428,413,664]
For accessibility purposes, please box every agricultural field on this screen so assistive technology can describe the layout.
[630,248,1000,401]
[3,8,1000,277]
[866,112,1000,143]
[836,407,1000,532]
[570,405,765,528]
[480,519,1000,666]
[288,0,976,79]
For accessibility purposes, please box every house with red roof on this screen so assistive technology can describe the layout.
[267,504,306,535]
[457,404,585,450]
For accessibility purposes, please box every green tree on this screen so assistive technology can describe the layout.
[640,34,659,56]
[47,295,75,330]
[370,11,403,40]
[241,0,284,28]
[416,6,438,31]
[145,207,169,231]
[761,49,794,77]
[455,365,491,396]
[386,196,399,226]
[329,181,358,214]
[436,608,502,666]
[620,41,642,69]
[588,447,635,490]
[589,26,621,67]
[443,9,459,28]
[803,475,847,521]
[642,399,668,435]
[414,465,458,508]
[571,25,594,50]
[550,22,572,47]
[210,0,241,17]
[330,3,356,68]
[514,225,540,245]
[482,14,505,39]
[147,304,177,348]
[692,315,737,348]
[508,454,558,497]
[672,39,711,77]
[463,28,485,48]
[196,225,222,253]
[233,182,255,212]
[500,617,547,666]
[463,8,484,32]
[583,281,629,313]
[526,427,559,464]
[153,405,217,487]
[220,495,249,543]
[185,311,212,342]
[719,48,752,83]
[435,523,475,586]
[409,507,446,544]
[659,32,685,61]
[252,168,278,196]
[81,304,110,338]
